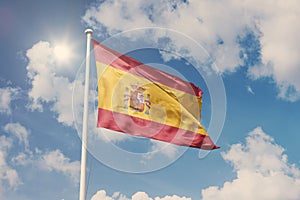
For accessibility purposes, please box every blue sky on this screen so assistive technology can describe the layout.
[1,0,300,199]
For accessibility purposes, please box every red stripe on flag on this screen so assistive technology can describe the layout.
[97,108,218,150]
[92,40,203,98]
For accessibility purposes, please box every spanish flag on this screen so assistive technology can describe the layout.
[92,39,218,150]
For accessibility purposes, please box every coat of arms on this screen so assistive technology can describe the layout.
[123,83,150,114]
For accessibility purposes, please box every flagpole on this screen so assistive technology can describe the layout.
[79,28,93,200]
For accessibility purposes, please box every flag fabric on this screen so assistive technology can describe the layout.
[92,39,219,150]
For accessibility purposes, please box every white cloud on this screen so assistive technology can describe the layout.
[13,150,80,184]
[154,195,191,200]
[1,121,80,186]
[144,140,179,160]
[0,87,20,115]
[246,85,254,95]
[25,41,83,126]
[132,192,152,200]
[11,152,30,166]
[12,148,80,184]
[91,189,191,200]
[82,0,245,72]
[0,136,21,192]
[38,149,80,183]
[0,123,33,194]
[201,127,300,200]
[91,190,115,200]
[82,0,300,101]
[3,123,30,151]
[245,0,300,102]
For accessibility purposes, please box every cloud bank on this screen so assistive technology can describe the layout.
[0,122,80,198]
[25,41,84,126]
[82,0,300,101]
[201,127,300,200]
[91,189,192,200]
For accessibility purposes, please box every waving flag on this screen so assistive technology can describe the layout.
[92,39,218,150]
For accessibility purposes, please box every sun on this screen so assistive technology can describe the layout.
[54,44,72,63]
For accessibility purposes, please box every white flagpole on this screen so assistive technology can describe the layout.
[79,28,93,200]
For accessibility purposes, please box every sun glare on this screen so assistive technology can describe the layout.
[54,45,71,63]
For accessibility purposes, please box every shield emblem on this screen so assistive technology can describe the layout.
[130,91,145,112]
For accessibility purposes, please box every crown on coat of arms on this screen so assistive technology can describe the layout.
[130,83,146,93]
